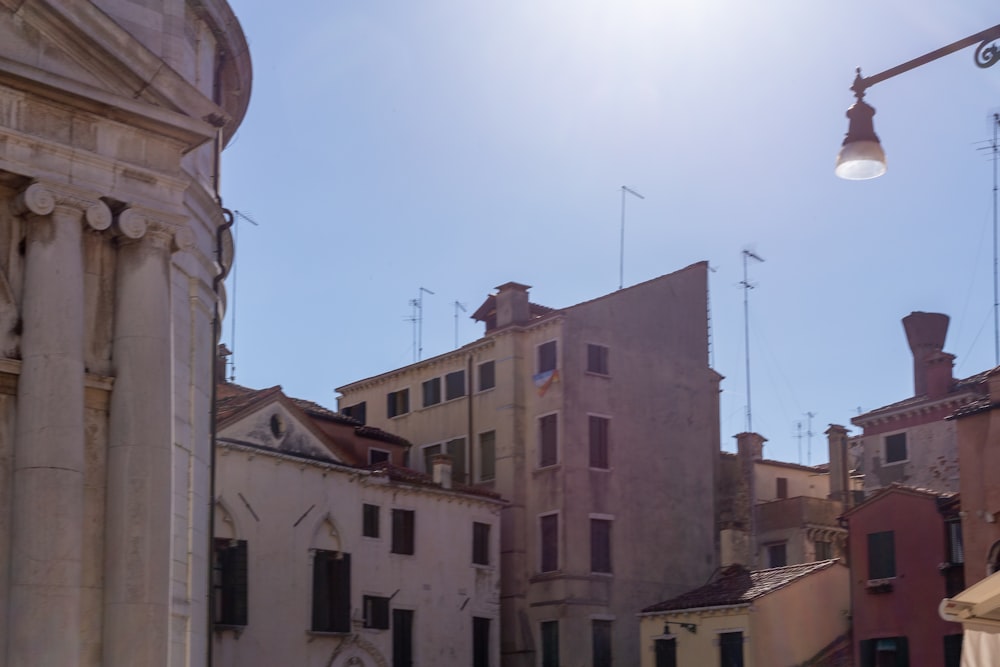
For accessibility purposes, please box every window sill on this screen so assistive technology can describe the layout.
[584,371,611,379]
[534,464,561,474]
[865,577,896,593]
[213,624,246,638]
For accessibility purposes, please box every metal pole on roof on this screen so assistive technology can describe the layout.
[619,186,645,290]
[741,249,764,433]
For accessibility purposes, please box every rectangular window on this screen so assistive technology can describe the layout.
[473,617,491,667]
[587,343,610,375]
[589,416,610,469]
[592,620,612,667]
[655,638,677,667]
[392,509,415,555]
[369,448,390,465]
[387,388,410,418]
[212,538,248,626]
[591,519,612,573]
[541,620,559,667]
[478,360,495,392]
[341,401,366,424]
[947,520,964,564]
[422,378,441,407]
[478,431,496,482]
[719,631,744,667]
[539,414,558,467]
[859,637,909,667]
[868,531,896,579]
[473,522,491,566]
[538,340,557,373]
[815,540,832,561]
[363,504,380,538]
[885,432,907,463]
[311,550,351,633]
[540,514,558,572]
[767,542,787,568]
[776,477,788,499]
[392,609,414,667]
[447,437,467,484]
[363,595,390,629]
[445,370,466,400]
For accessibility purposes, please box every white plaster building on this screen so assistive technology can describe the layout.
[336,264,721,667]
[213,383,503,667]
[0,2,251,665]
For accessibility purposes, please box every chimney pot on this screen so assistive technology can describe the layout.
[432,453,453,489]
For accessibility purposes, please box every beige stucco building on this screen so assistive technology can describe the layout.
[0,2,250,665]
[638,560,850,667]
[336,263,721,667]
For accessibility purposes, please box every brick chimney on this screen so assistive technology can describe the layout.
[494,282,531,329]
[736,432,765,462]
[826,424,851,508]
[432,453,453,489]
[903,312,953,397]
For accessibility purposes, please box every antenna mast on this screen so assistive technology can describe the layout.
[993,114,999,365]
[453,301,467,349]
[619,185,645,290]
[409,287,435,362]
[741,249,764,432]
[805,411,816,465]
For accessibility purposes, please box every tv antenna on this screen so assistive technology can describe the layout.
[227,210,260,382]
[453,301,467,348]
[741,249,764,432]
[805,411,816,465]
[619,185,645,290]
[408,287,435,362]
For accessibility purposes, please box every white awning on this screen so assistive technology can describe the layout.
[940,571,1000,667]
[940,570,1000,631]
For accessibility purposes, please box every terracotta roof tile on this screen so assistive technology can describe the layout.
[364,461,502,500]
[641,560,840,613]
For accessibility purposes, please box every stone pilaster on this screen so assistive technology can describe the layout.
[103,207,187,667]
[7,182,111,667]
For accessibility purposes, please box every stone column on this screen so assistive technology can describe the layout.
[7,183,111,666]
[103,209,184,667]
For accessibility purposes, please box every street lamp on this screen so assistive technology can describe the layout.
[835,23,1000,180]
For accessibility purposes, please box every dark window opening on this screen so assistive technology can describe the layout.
[341,401,366,424]
[868,531,896,580]
[589,416,610,469]
[591,519,612,573]
[422,378,441,407]
[212,538,248,626]
[859,636,909,667]
[369,449,390,465]
[392,609,414,667]
[478,360,495,392]
[363,504,380,538]
[587,344,609,375]
[592,620,612,667]
[363,595,390,629]
[538,341,557,373]
[479,431,496,482]
[473,617,491,667]
[815,541,833,561]
[540,514,558,572]
[445,370,466,400]
[655,638,677,667]
[768,542,787,568]
[719,631,744,667]
[885,433,907,463]
[387,389,409,418]
[311,550,351,633]
[776,477,788,499]
[541,620,559,667]
[539,414,557,467]
[392,509,415,555]
[447,437,467,484]
[473,522,491,566]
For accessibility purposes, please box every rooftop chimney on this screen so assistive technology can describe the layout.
[826,424,851,508]
[494,282,531,329]
[735,432,766,462]
[432,453,453,489]
[902,312,952,396]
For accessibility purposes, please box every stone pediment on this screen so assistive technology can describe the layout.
[0,0,237,148]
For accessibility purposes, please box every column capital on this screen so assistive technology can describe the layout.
[13,181,112,231]
[114,206,194,253]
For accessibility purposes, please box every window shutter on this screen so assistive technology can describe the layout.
[229,540,248,625]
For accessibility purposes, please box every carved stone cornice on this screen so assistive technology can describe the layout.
[13,181,112,230]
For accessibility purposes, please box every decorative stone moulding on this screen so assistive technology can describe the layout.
[115,206,195,254]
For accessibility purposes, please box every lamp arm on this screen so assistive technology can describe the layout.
[851,22,1000,98]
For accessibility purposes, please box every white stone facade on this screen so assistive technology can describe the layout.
[0,2,251,665]
[213,397,503,667]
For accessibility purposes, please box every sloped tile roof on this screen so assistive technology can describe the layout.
[364,462,502,500]
[641,559,841,613]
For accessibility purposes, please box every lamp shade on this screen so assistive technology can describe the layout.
[835,99,886,180]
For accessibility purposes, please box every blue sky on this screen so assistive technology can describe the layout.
[221,1,1000,465]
